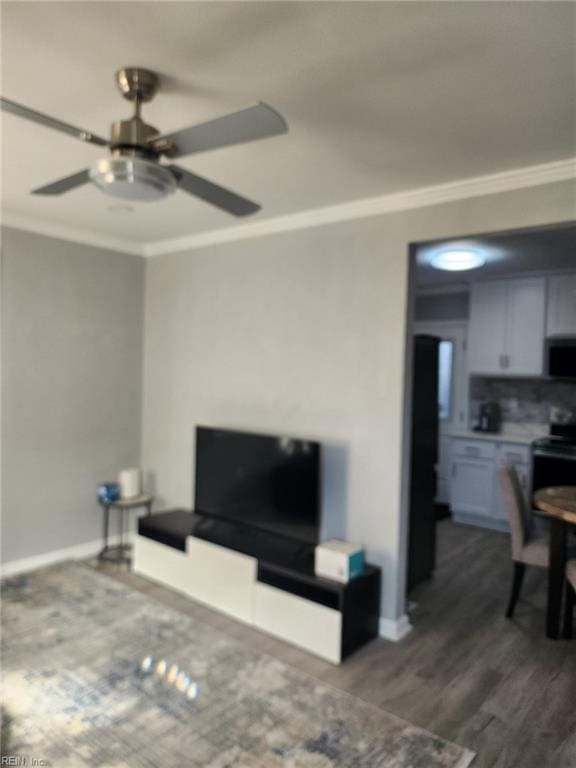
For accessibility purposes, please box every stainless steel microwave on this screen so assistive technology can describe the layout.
[546,337,576,379]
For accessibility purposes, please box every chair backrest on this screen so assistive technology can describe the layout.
[498,464,529,561]
[566,560,576,591]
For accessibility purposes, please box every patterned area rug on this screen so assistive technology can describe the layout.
[2,562,475,767]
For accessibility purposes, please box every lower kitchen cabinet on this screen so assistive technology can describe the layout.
[451,456,495,519]
[492,443,531,527]
[450,437,531,531]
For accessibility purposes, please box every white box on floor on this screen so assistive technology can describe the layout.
[314,540,365,583]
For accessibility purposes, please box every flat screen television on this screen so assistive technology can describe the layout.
[194,426,321,545]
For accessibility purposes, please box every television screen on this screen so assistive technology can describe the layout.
[194,426,321,544]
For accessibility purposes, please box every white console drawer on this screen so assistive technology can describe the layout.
[253,582,342,664]
[185,537,256,624]
[134,535,256,625]
[133,535,192,595]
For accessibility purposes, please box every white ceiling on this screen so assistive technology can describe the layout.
[415,222,576,288]
[1,1,575,248]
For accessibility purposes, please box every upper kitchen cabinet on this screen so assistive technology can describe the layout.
[547,274,576,336]
[468,277,546,375]
[506,278,547,373]
[467,281,508,375]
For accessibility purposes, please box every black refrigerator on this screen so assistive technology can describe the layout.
[407,334,440,593]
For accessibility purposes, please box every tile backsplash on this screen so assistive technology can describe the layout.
[470,377,576,425]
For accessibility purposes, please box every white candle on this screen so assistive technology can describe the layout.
[118,468,141,499]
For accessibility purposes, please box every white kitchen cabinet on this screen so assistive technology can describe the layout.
[468,277,546,376]
[451,456,494,520]
[506,279,546,374]
[450,439,496,523]
[495,443,531,470]
[467,281,508,375]
[450,437,531,531]
[492,443,531,527]
[547,274,576,336]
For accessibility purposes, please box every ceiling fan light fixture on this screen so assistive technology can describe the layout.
[2,68,286,214]
[89,157,177,202]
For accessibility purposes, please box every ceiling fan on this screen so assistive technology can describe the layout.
[0,67,288,216]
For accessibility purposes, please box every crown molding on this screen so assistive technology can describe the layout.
[3,157,575,258]
[1,212,145,256]
[144,156,576,257]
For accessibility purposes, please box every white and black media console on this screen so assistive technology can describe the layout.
[134,510,381,664]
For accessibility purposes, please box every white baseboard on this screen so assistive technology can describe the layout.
[379,614,412,642]
[0,533,134,578]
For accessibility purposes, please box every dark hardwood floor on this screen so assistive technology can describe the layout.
[94,520,576,768]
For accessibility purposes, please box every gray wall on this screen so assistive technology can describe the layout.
[2,227,144,563]
[414,292,469,322]
[141,179,576,624]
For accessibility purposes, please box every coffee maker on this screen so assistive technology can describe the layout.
[475,401,502,433]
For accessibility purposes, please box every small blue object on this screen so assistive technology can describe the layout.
[349,551,365,580]
[98,483,120,504]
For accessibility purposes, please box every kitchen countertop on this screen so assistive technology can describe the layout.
[450,428,547,446]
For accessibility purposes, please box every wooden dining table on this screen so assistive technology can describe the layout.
[533,486,576,639]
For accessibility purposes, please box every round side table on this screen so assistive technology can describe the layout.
[98,493,153,563]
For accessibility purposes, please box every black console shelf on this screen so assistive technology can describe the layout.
[139,509,316,568]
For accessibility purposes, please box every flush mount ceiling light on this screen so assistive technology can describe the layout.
[428,249,486,272]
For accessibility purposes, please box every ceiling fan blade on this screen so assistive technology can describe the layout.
[32,169,91,196]
[152,103,287,158]
[170,165,260,217]
[1,97,108,147]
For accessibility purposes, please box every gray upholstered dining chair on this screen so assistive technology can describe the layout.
[563,560,576,639]
[498,464,549,618]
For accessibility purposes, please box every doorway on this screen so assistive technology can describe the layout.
[403,221,576,616]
